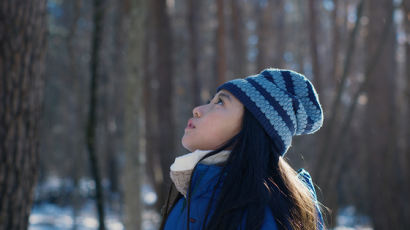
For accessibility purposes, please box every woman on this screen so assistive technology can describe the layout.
[159,68,326,230]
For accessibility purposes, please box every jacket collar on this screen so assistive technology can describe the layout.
[187,162,227,199]
[170,149,231,198]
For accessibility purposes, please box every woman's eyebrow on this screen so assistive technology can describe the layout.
[217,92,231,102]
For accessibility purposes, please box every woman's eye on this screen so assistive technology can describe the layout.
[215,98,223,105]
[206,98,223,105]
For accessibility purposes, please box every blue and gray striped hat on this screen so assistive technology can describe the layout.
[216,68,324,156]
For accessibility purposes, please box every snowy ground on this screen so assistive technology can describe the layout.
[29,201,160,230]
[334,206,373,230]
[29,202,372,230]
[29,177,373,229]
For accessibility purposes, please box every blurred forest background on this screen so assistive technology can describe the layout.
[1,0,410,229]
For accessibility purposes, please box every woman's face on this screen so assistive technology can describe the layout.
[182,89,244,152]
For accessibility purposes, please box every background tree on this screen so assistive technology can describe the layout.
[404,0,410,226]
[121,0,146,229]
[144,0,176,212]
[86,0,107,228]
[215,0,227,86]
[364,0,398,228]
[0,0,47,229]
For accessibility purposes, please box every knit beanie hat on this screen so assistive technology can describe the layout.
[216,68,324,156]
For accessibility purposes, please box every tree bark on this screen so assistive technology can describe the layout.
[0,1,47,229]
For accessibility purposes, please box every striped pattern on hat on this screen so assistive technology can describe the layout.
[216,68,323,156]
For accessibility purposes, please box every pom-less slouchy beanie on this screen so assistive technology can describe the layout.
[216,68,324,156]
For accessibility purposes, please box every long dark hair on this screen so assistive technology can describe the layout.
[159,108,324,230]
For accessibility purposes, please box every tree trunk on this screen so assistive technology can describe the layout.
[86,0,106,229]
[64,0,84,228]
[403,0,410,226]
[215,0,227,86]
[0,1,47,229]
[364,0,399,228]
[273,0,285,68]
[314,0,364,188]
[122,0,146,228]
[331,0,340,81]
[148,0,176,212]
[256,1,273,71]
[230,0,247,77]
[295,0,307,72]
[307,0,322,96]
[187,0,201,106]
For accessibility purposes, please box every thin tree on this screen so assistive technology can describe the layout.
[330,0,341,81]
[86,0,106,229]
[0,0,47,229]
[404,0,410,225]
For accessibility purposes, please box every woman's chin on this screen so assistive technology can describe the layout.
[181,137,193,152]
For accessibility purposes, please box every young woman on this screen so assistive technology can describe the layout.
[159,68,326,230]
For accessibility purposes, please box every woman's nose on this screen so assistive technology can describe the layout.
[192,106,202,118]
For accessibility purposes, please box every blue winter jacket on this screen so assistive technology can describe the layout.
[163,163,324,230]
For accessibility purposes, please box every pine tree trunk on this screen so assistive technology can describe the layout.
[364,0,399,228]
[0,1,47,229]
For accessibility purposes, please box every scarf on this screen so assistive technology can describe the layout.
[169,149,231,198]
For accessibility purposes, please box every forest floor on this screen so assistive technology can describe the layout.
[28,177,373,230]
[29,201,372,230]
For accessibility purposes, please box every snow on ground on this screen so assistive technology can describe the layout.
[29,200,160,230]
[29,177,373,229]
[334,206,373,230]
[30,202,372,230]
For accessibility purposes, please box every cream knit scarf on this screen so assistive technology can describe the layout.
[169,149,231,198]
